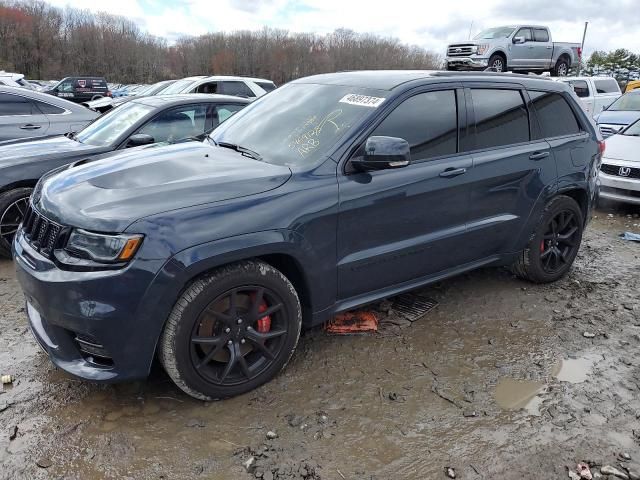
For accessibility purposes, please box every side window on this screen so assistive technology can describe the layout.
[136,105,208,143]
[0,93,33,115]
[515,28,533,42]
[33,99,65,115]
[58,80,74,92]
[470,89,529,150]
[196,82,219,94]
[371,90,457,162]
[533,29,549,42]
[594,79,620,94]
[564,80,589,98]
[220,81,255,98]
[529,91,582,138]
[256,82,276,92]
[213,104,245,127]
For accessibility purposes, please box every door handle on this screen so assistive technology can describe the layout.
[529,151,550,160]
[546,46,553,49]
[439,167,467,178]
[20,124,41,130]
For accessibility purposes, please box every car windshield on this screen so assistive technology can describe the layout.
[607,93,640,111]
[160,79,196,95]
[75,101,154,146]
[211,83,388,166]
[474,27,516,40]
[622,119,640,136]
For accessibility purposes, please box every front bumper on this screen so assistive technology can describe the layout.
[598,167,640,205]
[446,57,489,70]
[13,230,174,382]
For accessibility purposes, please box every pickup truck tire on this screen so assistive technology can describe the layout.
[0,187,32,258]
[511,195,583,284]
[159,260,302,400]
[551,58,569,77]
[488,54,506,72]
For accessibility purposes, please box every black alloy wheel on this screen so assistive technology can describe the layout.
[539,210,580,275]
[0,188,32,258]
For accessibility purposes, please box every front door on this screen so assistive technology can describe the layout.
[336,88,474,302]
[511,27,535,68]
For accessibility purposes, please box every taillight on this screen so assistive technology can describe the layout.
[598,140,606,155]
[106,90,112,98]
[577,47,582,58]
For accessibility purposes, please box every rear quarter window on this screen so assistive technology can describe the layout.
[34,100,65,114]
[593,78,620,94]
[529,91,582,138]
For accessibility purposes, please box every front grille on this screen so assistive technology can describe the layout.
[599,124,624,138]
[600,186,640,198]
[601,163,640,179]
[447,44,476,57]
[21,204,66,258]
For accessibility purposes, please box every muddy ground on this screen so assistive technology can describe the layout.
[1,205,640,480]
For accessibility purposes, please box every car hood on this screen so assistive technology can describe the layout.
[602,134,640,162]
[596,110,640,125]
[0,135,104,167]
[38,142,293,232]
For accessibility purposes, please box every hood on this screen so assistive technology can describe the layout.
[602,134,640,162]
[0,135,103,168]
[596,110,640,125]
[84,96,130,110]
[38,141,292,232]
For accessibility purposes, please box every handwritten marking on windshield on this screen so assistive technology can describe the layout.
[288,110,343,157]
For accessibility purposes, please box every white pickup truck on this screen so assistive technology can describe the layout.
[557,77,622,117]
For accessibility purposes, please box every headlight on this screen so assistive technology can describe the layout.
[476,44,489,55]
[66,229,143,263]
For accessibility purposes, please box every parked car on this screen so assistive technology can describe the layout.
[624,80,640,93]
[44,77,111,103]
[0,86,98,142]
[159,75,272,98]
[12,71,603,400]
[84,80,178,113]
[597,118,640,205]
[557,77,621,117]
[0,71,37,90]
[446,25,581,76]
[595,90,640,137]
[0,94,249,256]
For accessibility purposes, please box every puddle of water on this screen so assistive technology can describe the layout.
[553,354,599,384]
[494,378,545,415]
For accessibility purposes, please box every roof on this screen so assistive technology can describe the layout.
[197,75,274,83]
[292,70,561,91]
[130,93,252,107]
[0,85,84,108]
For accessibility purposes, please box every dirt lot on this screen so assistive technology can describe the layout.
[1,205,640,480]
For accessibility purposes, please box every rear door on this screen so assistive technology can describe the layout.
[462,85,556,259]
[531,28,553,69]
[0,92,49,141]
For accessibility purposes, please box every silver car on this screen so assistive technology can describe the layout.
[0,86,98,142]
[599,119,640,205]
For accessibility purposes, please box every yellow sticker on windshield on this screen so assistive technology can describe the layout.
[339,94,385,108]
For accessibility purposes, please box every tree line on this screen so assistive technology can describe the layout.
[582,49,640,84]
[0,0,442,84]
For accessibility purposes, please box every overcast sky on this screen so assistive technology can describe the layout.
[47,0,638,58]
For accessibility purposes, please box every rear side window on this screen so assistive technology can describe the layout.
[0,93,33,115]
[372,90,457,161]
[33,100,65,114]
[256,81,276,92]
[470,89,529,150]
[593,78,620,94]
[533,28,549,42]
[529,91,582,138]
[220,81,255,98]
[563,80,589,98]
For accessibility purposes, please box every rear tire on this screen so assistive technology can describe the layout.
[551,58,569,77]
[512,196,583,283]
[159,260,302,400]
[0,188,32,258]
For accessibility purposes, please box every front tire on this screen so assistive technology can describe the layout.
[512,196,584,283]
[159,260,302,400]
[0,188,32,258]
[488,54,506,72]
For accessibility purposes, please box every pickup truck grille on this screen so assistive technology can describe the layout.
[598,124,624,138]
[21,205,66,258]
[601,163,640,179]
[447,44,476,57]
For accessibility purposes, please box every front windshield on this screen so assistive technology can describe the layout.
[474,27,516,40]
[211,83,388,166]
[608,93,640,112]
[160,79,196,95]
[75,101,154,146]
[623,119,640,136]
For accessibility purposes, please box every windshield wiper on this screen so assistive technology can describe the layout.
[217,141,263,161]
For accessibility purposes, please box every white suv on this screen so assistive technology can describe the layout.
[160,76,275,98]
[0,71,36,90]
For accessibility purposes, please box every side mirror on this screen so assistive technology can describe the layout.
[126,133,155,147]
[513,36,525,44]
[351,136,411,172]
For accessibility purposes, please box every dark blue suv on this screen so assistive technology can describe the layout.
[13,71,603,400]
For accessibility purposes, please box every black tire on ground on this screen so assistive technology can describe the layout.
[551,58,570,77]
[511,195,584,284]
[488,54,506,72]
[0,187,32,258]
[159,260,302,400]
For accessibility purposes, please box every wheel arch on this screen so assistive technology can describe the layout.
[559,187,589,223]
[490,50,508,66]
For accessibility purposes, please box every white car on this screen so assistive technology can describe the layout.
[159,75,274,98]
[598,119,640,205]
[0,71,36,90]
[558,76,621,117]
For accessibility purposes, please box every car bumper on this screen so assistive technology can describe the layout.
[446,57,489,70]
[13,230,175,382]
[598,169,640,205]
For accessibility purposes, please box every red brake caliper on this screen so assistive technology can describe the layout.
[257,301,271,333]
[540,240,546,253]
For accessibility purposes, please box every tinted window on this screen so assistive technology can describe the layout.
[137,104,208,143]
[533,28,549,42]
[562,80,589,98]
[34,100,65,114]
[372,90,457,161]
[220,81,255,98]
[195,82,219,94]
[593,78,620,94]
[0,93,33,115]
[530,91,581,137]
[256,81,276,92]
[515,28,533,41]
[471,89,529,149]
